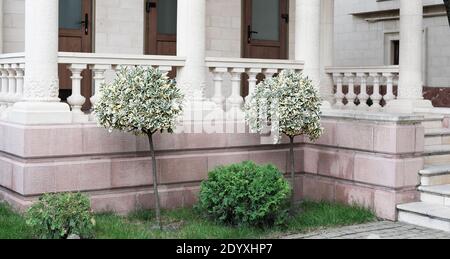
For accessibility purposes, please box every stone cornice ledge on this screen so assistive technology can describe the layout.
[322,110,424,123]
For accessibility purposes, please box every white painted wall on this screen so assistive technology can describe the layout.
[205,0,241,58]
[3,0,24,53]
[95,0,144,54]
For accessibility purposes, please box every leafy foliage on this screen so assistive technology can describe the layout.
[25,193,96,239]
[197,161,292,227]
[95,66,184,135]
[245,70,323,143]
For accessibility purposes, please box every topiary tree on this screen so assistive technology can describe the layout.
[245,70,323,211]
[95,66,184,229]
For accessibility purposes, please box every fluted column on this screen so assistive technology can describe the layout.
[387,0,432,113]
[9,0,71,124]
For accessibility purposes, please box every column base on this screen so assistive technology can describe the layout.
[385,99,433,114]
[8,102,72,125]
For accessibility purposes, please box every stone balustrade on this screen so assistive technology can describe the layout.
[205,57,304,117]
[57,52,186,122]
[0,53,25,116]
[326,66,399,111]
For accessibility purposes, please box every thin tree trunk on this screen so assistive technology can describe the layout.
[289,136,296,211]
[148,133,162,229]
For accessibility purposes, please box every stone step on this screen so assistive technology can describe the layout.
[422,116,444,129]
[398,202,450,232]
[425,128,450,146]
[424,145,450,165]
[420,165,450,186]
[419,185,450,207]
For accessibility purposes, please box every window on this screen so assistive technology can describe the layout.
[391,40,400,65]
[384,32,399,66]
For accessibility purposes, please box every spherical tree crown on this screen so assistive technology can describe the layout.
[245,70,323,143]
[95,66,184,135]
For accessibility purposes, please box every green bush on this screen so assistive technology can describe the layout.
[26,193,96,239]
[197,161,292,227]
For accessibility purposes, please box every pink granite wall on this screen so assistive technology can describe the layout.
[0,114,425,220]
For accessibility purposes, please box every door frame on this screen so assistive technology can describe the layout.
[242,0,289,59]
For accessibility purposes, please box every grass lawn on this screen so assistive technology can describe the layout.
[0,201,376,239]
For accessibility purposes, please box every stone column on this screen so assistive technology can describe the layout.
[176,0,212,115]
[295,0,321,87]
[387,0,432,113]
[0,0,4,53]
[319,0,334,108]
[296,0,330,108]
[9,0,71,124]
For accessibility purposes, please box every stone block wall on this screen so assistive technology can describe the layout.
[0,112,425,220]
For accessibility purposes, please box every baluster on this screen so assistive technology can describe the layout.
[357,72,369,110]
[246,68,262,102]
[226,68,245,120]
[345,73,356,108]
[383,72,396,106]
[263,68,278,80]
[0,65,7,110]
[89,64,111,111]
[333,73,345,108]
[370,72,382,110]
[157,65,172,75]
[6,64,17,106]
[393,74,399,95]
[15,64,24,101]
[67,64,88,123]
[211,67,227,110]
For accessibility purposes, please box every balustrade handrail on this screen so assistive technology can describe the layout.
[206,57,305,70]
[326,65,400,110]
[0,53,25,65]
[325,65,399,74]
[58,52,186,67]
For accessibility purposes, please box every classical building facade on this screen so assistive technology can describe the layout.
[0,0,450,231]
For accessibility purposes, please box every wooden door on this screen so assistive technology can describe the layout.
[58,0,93,110]
[145,0,177,55]
[243,0,288,60]
[242,0,289,97]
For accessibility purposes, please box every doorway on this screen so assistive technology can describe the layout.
[242,0,289,97]
[58,0,93,110]
[243,0,289,60]
[145,0,177,56]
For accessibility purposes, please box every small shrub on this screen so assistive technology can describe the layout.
[197,161,292,227]
[26,193,96,239]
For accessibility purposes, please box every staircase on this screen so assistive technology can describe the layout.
[398,115,450,232]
